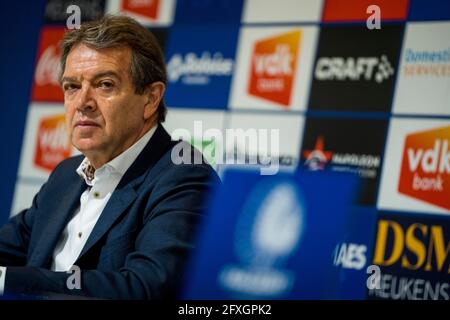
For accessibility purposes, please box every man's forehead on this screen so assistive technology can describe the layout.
[64,44,131,76]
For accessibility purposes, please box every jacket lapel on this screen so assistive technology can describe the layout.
[77,124,175,259]
[30,174,85,268]
[77,184,137,258]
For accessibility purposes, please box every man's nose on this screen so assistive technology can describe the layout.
[76,85,96,112]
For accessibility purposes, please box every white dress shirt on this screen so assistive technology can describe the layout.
[0,267,5,294]
[0,126,156,293]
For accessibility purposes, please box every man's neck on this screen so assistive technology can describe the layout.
[85,121,156,169]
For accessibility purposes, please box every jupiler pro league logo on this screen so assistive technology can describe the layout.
[218,179,305,298]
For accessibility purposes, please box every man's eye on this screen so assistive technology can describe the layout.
[99,81,114,89]
[63,83,79,92]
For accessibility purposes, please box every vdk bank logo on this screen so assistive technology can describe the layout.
[248,30,301,107]
[167,51,233,85]
[34,114,72,171]
[398,126,450,211]
[218,179,305,297]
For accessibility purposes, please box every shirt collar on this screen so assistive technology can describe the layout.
[76,125,157,186]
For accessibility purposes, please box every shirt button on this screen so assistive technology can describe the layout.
[78,232,82,238]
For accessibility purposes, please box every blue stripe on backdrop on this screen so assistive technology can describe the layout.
[408,0,450,21]
[0,1,45,225]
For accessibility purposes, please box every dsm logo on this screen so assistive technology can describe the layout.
[373,219,449,273]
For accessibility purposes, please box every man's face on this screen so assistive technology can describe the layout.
[62,44,154,167]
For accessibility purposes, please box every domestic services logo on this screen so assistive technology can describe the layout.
[392,22,450,115]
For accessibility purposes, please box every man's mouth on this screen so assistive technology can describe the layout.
[74,120,100,128]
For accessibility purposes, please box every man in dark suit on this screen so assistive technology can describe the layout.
[0,15,219,299]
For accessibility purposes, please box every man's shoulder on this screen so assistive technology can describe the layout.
[154,140,220,182]
[159,140,205,166]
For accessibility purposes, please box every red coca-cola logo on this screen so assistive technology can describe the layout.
[31,27,66,102]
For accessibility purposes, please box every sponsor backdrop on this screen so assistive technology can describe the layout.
[2,0,449,299]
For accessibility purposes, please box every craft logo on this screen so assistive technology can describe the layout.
[315,55,394,83]
[398,126,450,211]
[167,51,233,85]
[219,179,305,297]
[308,25,403,112]
[401,48,450,78]
[303,136,380,178]
[248,30,301,107]
[121,0,160,20]
[369,217,449,300]
[32,27,65,102]
[34,114,71,171]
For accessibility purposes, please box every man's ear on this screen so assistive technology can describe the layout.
[143,81,165,120]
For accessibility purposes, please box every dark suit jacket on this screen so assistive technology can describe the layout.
[0,124,219,299]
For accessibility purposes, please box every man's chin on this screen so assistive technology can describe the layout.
[73,140,102,154]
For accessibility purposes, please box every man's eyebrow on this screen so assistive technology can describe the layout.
[91,71,121,82]
[60,76,78,84]
[60,71,121,84]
